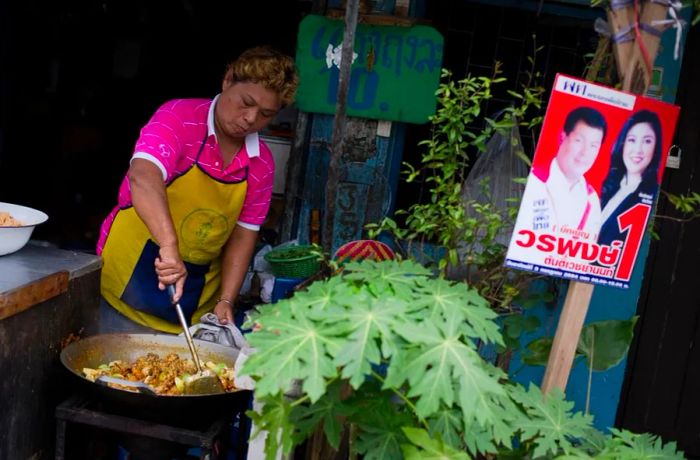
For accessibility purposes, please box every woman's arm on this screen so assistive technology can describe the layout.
[214,224,258,324]
[128,158,187,300]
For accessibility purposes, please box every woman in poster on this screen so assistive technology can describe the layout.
[598,110,663,246]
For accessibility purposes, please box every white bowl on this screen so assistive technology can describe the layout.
[0,202,49,256]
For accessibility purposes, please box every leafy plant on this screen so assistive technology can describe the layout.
[366,60,545,315]
[523,318,639,371]
[240,260,685,459]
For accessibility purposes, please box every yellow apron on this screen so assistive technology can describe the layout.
[101,136,248,333]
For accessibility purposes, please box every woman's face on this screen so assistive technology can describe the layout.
[622,122,656,177]
[215,80,281,141]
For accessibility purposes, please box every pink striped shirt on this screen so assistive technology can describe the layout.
[97,97,274,254]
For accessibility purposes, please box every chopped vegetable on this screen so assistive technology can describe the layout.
[82,352,237,395]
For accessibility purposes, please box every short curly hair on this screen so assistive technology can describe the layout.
[226,46,299,106]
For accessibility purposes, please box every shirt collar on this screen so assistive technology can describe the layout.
[549,159,585,193]
[207,94,261,158]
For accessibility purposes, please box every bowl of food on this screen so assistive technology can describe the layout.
[0,202,48,256]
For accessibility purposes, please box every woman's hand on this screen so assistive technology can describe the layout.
[155,244,187,302]
[213,299,234,325]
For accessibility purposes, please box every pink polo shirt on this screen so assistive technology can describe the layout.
[97,97,274,254]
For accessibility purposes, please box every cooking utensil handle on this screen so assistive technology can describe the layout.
[167,284,204,373]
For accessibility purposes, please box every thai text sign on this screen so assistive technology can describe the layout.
[295,15,443,123]
[505,74,680,289]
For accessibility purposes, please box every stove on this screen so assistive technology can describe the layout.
[55,395,248,460]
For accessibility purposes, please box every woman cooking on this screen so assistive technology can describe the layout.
[96,46,299,334]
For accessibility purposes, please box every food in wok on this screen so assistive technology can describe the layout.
[82,352,236,395]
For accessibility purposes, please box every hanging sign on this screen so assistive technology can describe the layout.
[505,74,680,289]
[295,14,443,123]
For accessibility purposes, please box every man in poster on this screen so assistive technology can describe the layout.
[512,106,607,241]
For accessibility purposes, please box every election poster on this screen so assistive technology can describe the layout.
[505,74,680,289]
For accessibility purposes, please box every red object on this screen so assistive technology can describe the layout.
[333,240,395,264]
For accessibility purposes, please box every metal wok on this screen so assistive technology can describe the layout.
[60,333,252,423]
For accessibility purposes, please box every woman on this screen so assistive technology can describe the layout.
[598,110,663,246]
[97,46,299,334]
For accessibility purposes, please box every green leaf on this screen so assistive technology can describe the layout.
[389,318,507,423]
[511,384,595,458]
[246,394,296,460]
[342,259,432,295]
[462,418,498,455]
[522,337,554,366]
[427,409,464,450]
[331,297,406,388]
[241,300,341,402]
[347,381,416,460]
[409,278,503,345]
[522,318,638,371]
[577,318,638,371]
[400,427,470,460]
[289,381,354,449]
[596,428,686,459]
[355,424,406,460]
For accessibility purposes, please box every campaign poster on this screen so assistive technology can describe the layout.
[505,74,680,289]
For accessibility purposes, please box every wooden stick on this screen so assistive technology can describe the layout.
[607,6,637,80]
[324,0,360,253]
[622,2,669,93]
[541,281,594,394]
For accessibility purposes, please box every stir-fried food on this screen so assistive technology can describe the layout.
[0,211,23,227]
[82,352,236,395]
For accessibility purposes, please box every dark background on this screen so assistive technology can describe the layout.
[0,0,309,250]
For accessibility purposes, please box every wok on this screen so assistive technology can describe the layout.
[60,333,252,424]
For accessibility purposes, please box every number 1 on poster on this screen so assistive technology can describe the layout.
[615,203,652,281]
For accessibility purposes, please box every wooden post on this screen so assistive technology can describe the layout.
[323,0,360,253]
[622,2,670,93]
[541,281,594,394]
[607,6,636,80]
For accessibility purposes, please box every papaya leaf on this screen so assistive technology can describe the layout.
[400,427,470,460]
[389,318,506,422]
[241,300,341,402]
[289,381,355,449]
[511,384,594,458]
[342,259,432,295]
[427,408,464,450]
[595,428,686,459]
[246,393,295,460]
[329,297,406,388]
[410,278,503,345]
[350,387,414,460]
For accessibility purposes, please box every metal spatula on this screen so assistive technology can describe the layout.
[167,285,223,395]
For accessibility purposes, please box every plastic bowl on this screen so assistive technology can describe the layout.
[0,202,49,256]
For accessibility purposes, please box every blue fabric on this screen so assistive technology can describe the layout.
[120,239,209,325]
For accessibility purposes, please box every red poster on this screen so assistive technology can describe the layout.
[505,74,680,289]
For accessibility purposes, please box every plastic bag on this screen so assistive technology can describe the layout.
[450,121,529,280]
[461,121,529,246]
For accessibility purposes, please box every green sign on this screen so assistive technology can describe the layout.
[295,15,444,124]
